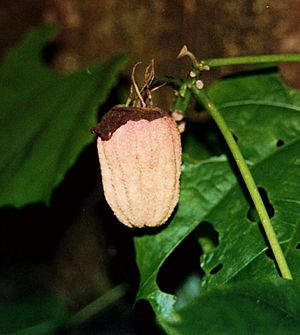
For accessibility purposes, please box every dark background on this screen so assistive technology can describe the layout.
[1,1,300,334]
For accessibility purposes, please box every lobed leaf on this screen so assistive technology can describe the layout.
[0,25,127,207]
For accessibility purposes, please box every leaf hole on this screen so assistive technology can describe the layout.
[41,41,61,66]
[156,232,204,295]
[232,133,238,142]
[296,243,300,249]
[265,247,274,260]
[247,205,259,223]
[209,263,223,275]
[247,187,275,222]
[276,139,284,147]
[196,221,219,252]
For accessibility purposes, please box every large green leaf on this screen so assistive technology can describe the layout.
[134,156,237,319]
[134,70,300,328]
[166,279,300,335]
[0,25,127,207]
[203,71,300,285]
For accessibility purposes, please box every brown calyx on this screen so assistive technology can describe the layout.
[90,105,169,140]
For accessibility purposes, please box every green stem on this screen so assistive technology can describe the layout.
[203,54,300,68]
[191,86,293,280]
[172,77,194,113]
[172,84,192,113]
[66,284,127,327]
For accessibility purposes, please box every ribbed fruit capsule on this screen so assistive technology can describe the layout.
[91,105,181,228]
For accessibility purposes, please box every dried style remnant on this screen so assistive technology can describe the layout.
[91,105,181,228]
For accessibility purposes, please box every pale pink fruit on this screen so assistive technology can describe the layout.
[91,105,182,228]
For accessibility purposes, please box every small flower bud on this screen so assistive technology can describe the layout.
[91,105,182,228]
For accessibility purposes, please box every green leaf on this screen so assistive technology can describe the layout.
[203,70,300,285]
[182,132,210,161]
[166,279,300,335]
[182,125,221,161]
[134,70,300,327]
[201,138,300,288]
[0,25,127,207]
[134,156,238,319]
[0,294,66,335]
[208,70,300,163]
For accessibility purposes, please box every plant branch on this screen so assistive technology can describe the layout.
[172,83,192,113]
[203,54,300,68]
[66,284,127,327]
[171,76,195,113]
[190,85,293,280]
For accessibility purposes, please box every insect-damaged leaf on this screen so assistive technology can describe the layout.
[134,69,300,332]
